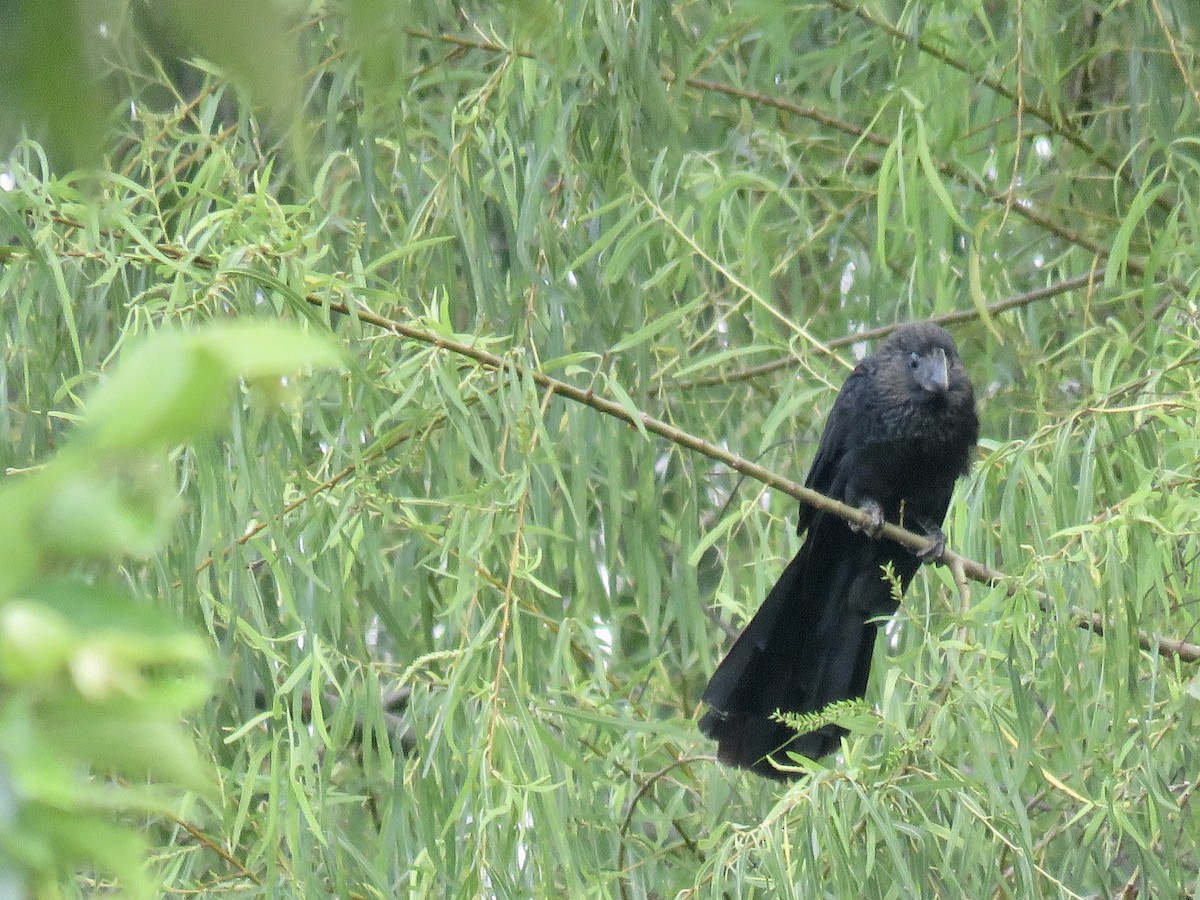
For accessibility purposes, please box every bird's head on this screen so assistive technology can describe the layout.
[879,322,971,403]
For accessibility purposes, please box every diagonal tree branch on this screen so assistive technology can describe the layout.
[34,210,1196,663]
[304,292,1200,665]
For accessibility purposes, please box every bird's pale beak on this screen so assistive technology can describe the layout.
[915,347,949,393]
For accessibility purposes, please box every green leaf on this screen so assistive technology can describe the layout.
[191,321,345,380]
[914,114,970,231]
[80,332,232,453]
[82,324,342,454]
[610,294,705,354]
[602,374,648,440]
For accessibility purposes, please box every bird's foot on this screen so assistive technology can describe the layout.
[915,525,947,564]
[851,499,886,539]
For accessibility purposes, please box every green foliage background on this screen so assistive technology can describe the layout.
[3,0,1200,895]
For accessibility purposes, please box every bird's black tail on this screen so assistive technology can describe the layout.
[700,518,910,780]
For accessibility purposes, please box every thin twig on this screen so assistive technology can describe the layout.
[170,816,261,885]
[616,757,705,900]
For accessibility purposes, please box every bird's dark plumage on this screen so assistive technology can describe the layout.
[699,322,978,780]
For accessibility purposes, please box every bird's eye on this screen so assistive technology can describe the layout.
[909,352,920,369]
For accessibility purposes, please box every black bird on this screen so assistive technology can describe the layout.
[699,322,978,780]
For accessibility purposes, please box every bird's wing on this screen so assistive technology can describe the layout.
[796,362,870,535]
